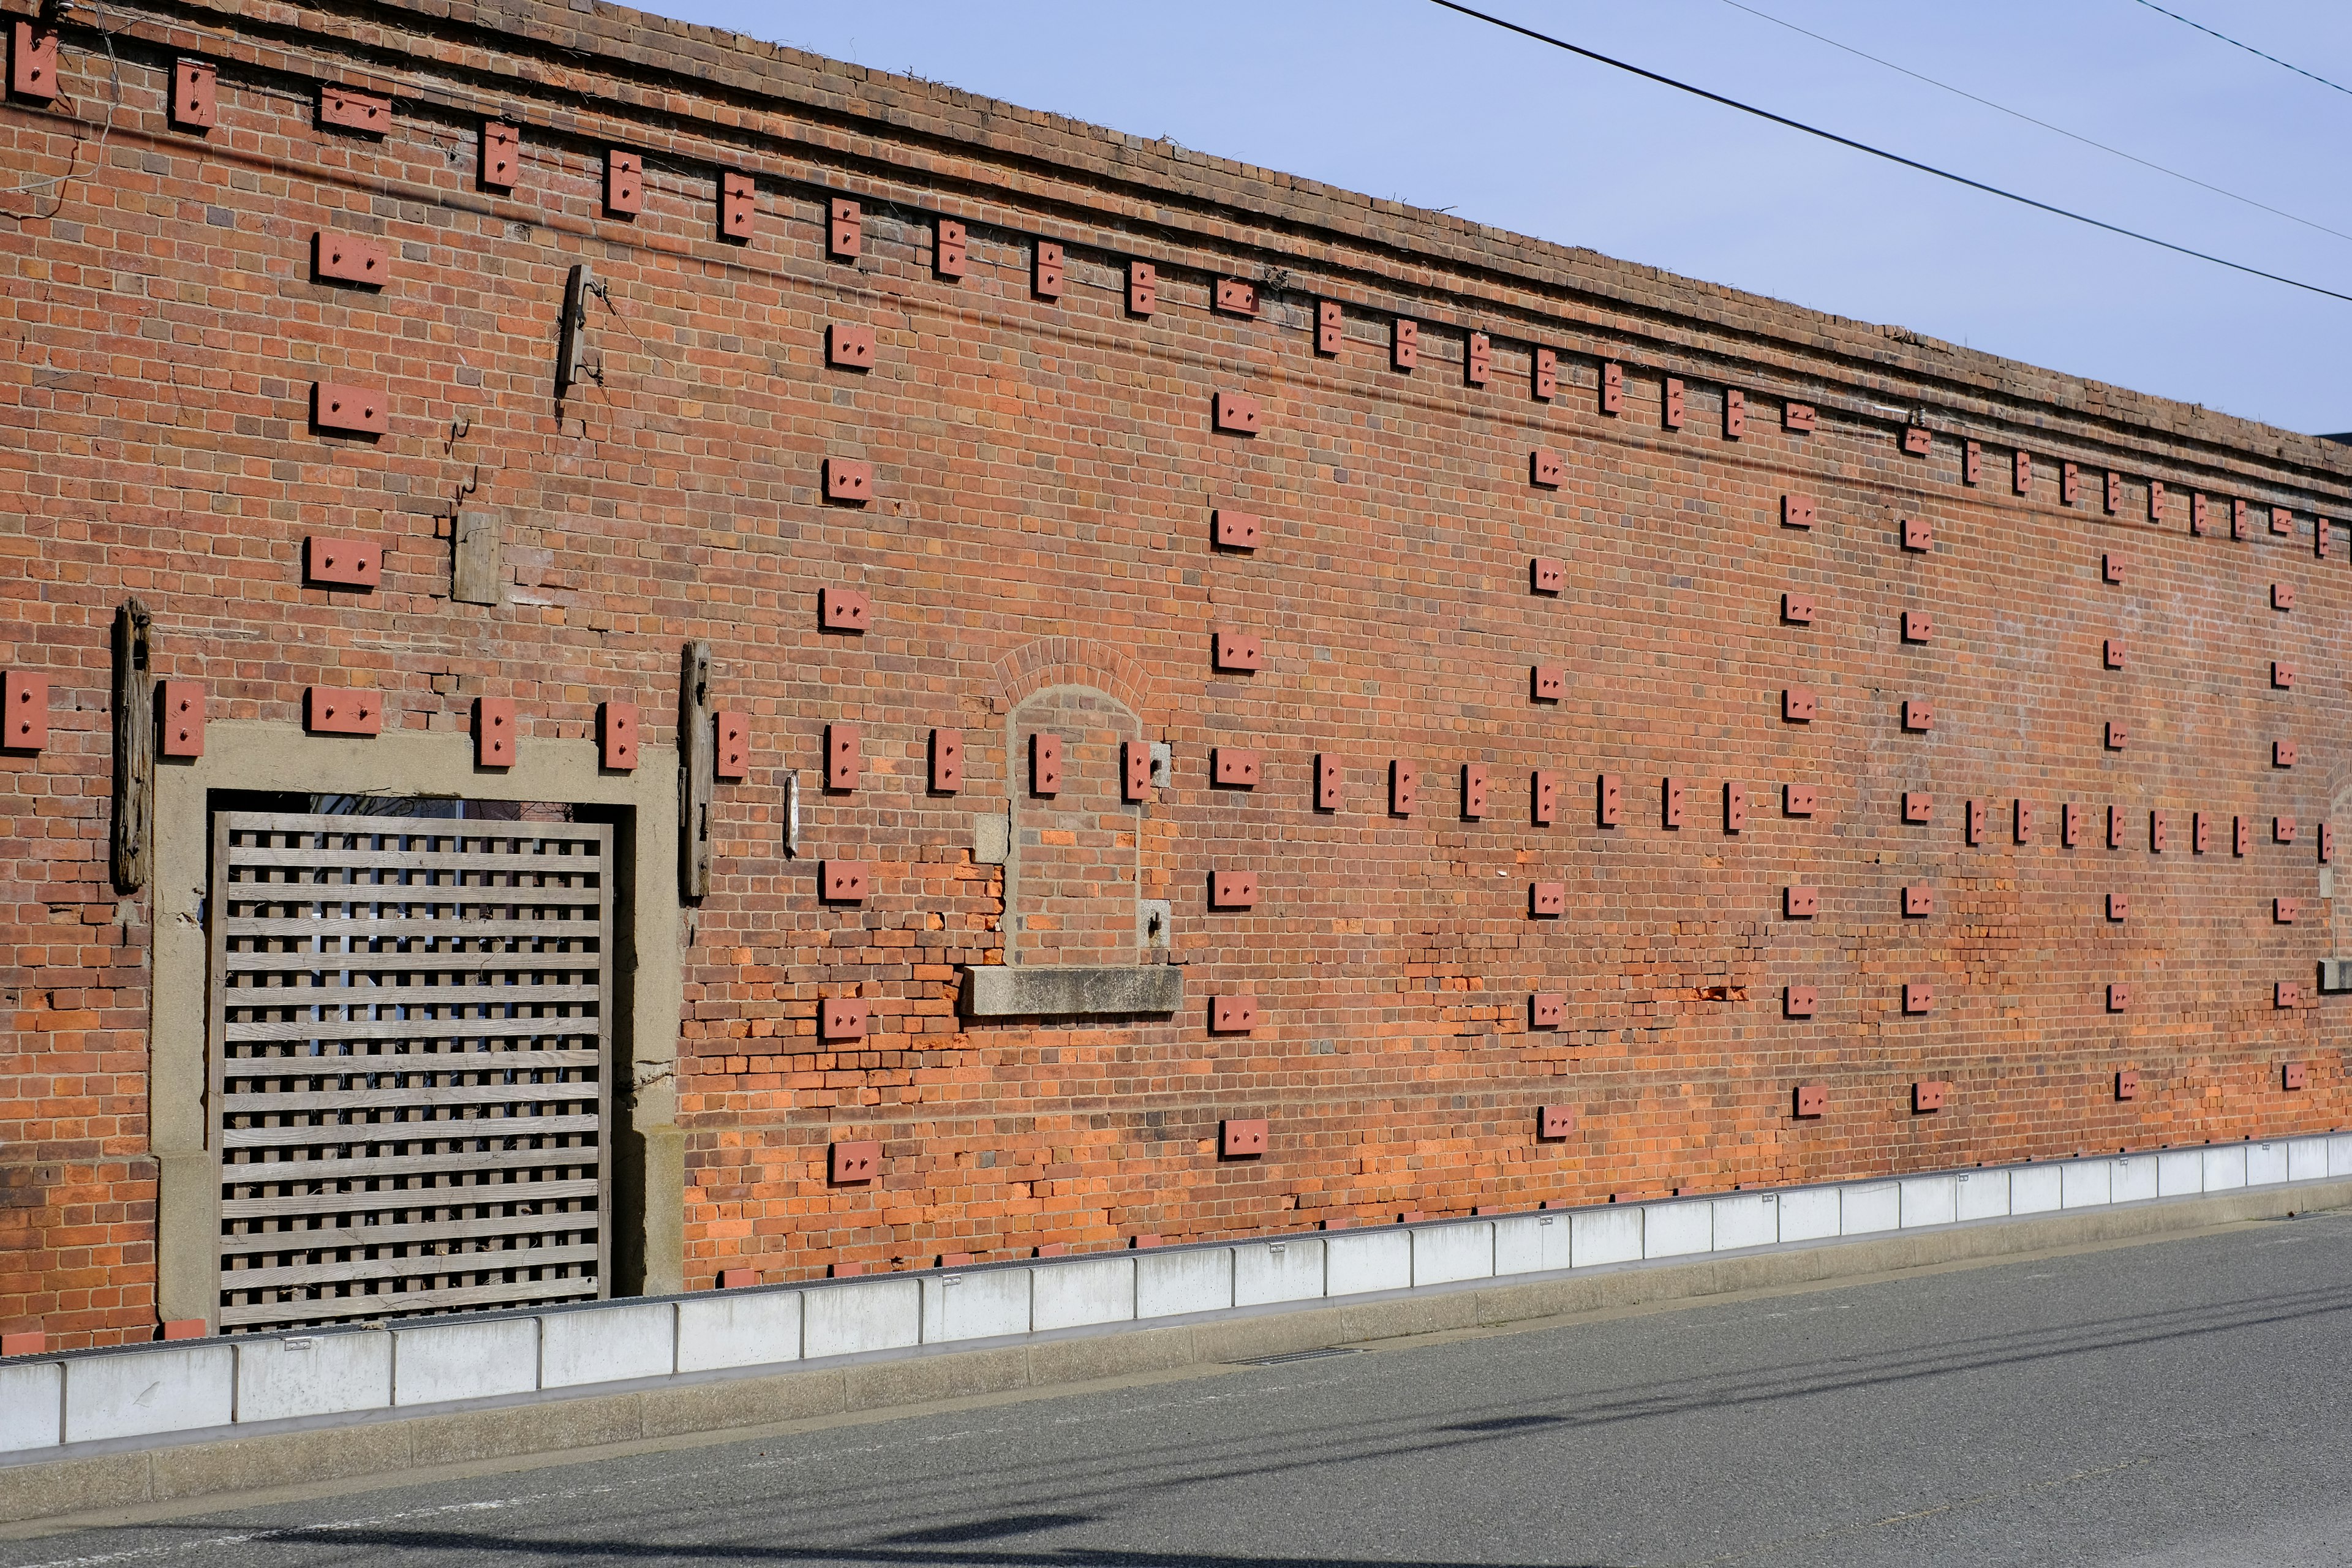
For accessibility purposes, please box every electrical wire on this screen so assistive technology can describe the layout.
[2131,0,2352,99]
[1425,0,2352,306]
[1718,0,2352,247]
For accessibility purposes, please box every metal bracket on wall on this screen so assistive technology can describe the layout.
[555,262,592,398]
[679,639,713,899]
[111,599,153,892]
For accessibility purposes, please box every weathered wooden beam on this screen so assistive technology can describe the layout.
[679,639,712,900]
[111,598,153,892]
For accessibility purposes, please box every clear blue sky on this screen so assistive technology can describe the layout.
[643,1,2352,437]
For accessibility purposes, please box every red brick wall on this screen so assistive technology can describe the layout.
[1,0,2348,1343]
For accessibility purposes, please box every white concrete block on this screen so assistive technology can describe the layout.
[1840,1182,1900,1235]
[1954,1169,2009,1222]
[540,1302,675,1389]
[1899,1175,1957,1229]
[2010,1164,2063,1215]
[1411,1222,1493,1286]
[921,1267,1031,1343]
[2060,1160,2112,1208]
[676,1289,802,1373]
[1232,1238,1325,1306]
[2288,1136,2328,1183]
[1778,1187,1841,1242]
[1324,1229,1412,1297]
[1570,1205,1643,1266]
[2330,1134,2352,1177]
[1492,1214,1544,1275]
[1643,1199,1711,1258]
[802,1277,921,1360]
[2203,1144,2248,1191]
[2247,1140,2289,1186]
[1710,1193,1778,1251]
[393,1317,538,1407]
[1030,1255,1136,1332]
[234,1330,391,1423]
[0,1362,61,1452]
[2157,1148,2204,1197]
[64,1343,234,1443]
[1137,1247,1234,1318]
[2111,1155,2157,1204]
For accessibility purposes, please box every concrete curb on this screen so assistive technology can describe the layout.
[4,1179,2340,1526]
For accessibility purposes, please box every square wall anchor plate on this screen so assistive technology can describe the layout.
[820,586,871,631]
[934,218,967,279]
[10,22,59,101]
[2,670,47,752]
[1213,391,1262,434]
[601,701,639,771]
[313,383,388,435]
[821,859,870,903]
[305,687,381,736]
[173,58,217,130]
[720,172,756,241]
[159,679,205,758]
[1210,869,1259,909]
[1211,997,1261,1034]
[830,1140,881,1182]
[480,119,518,188]
[306,535,382,587]
[827,324,876,370]
[473,696,516,767]
[314,232,388,287]
[605,149,643,216]
[715,711,750,779]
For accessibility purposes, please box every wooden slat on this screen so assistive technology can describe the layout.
[217,1272,599,1327]
[220,1047,600,1074]
[224,909,602,938]
[219,1175,600,1221]
[225,884,604,909]
[223,807,603,840]
[224,1011,600,1044]
[221,1142,598,1186]
[223,1240,600,1292]
[228,845,606,874]
[219,981,599,1006]
[224,1114,599,1150]
[217,1211,593,1254]
[225,1080,598,1114]
[223,949,603,976]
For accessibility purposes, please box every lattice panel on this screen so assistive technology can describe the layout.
[210,810,613,1332]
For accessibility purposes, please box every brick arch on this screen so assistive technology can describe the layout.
[992,636,1156,724]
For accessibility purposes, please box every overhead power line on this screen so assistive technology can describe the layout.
[1718,0,2352,247]
[2131,1,2352,99]
[1424,0,2352,307]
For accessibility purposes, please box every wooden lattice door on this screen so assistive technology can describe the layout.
[209,810,614,1332]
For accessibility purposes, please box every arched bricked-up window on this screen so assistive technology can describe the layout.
[1005,684,1148,965]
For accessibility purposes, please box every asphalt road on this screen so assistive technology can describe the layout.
[11,1213,2352,1567]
